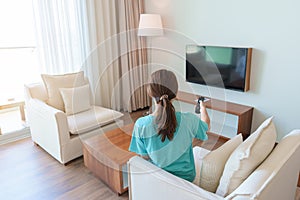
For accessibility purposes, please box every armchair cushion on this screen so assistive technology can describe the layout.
[41,71,86,111]
[67,106,123,135]
[59,84,91,115]
[216,117,277,197]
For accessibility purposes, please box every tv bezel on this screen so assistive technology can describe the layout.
[185,45,252,92]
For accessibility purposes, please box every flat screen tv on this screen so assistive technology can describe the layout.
[186,45,252,92]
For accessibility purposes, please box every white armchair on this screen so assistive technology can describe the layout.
[24,82,124,164]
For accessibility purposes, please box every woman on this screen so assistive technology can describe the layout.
[129,69,210,182]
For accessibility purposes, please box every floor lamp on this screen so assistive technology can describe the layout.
[138,14,163,115]
[138,14,163,69]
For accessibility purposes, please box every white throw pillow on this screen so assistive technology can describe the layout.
[198,134,243,192]
[60,84,91,115]
[41,71,86,111]
[192,146,210,185]
[216,117,277,197]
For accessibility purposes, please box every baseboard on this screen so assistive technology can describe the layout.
[0,127,31,145]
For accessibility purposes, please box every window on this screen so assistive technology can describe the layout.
[0,0,40,101]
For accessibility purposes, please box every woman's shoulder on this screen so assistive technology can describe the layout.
[135,115,154,127]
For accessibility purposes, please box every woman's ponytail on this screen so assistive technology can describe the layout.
[155,95,177,142]
[148,70,178,142]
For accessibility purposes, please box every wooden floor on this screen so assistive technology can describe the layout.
[0,109,150,200]
[1,108,299,199]
[0,137,130,200]
[0,109,151,200]
[0,108,237,200]
[0,110,147,200]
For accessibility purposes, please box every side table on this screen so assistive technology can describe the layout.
[83,123,135,195]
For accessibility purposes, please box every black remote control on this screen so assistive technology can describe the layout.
[195,97,205,114]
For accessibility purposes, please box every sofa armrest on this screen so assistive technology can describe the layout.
[226,130,300,200]
[26,98,70,146]
[128,156,223,200]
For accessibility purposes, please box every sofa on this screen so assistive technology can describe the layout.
[24,72,124,164]
[128,128,300,200]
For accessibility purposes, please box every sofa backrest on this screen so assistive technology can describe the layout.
[226,130,300,200]
[24,78,91,104]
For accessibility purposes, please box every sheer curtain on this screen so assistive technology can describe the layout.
[84,0,150,112]
[32,0,89,74]
[33,0,150,112]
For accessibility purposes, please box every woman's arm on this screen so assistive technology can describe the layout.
[200,101,210,130]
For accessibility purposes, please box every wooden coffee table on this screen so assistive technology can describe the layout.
[82,123,136,195]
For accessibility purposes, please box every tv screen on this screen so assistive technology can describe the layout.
[186,45,252,92]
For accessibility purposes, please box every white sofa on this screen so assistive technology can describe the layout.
[24,82,124,164]
[128,130,300,200]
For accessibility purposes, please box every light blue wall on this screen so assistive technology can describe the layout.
[145,0,300,140]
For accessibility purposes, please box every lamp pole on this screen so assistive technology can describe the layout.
[137,14,163,115]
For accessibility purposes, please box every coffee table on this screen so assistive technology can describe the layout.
[82,123,136,195]
[0,99,25,121]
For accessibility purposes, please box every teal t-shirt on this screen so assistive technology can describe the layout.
[129,112,208,182]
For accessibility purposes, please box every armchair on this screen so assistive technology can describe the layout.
[24,82,123,164]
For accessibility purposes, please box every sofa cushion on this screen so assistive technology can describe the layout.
[59,84,91,115]
[41,71,86,111]
[198,134,243,192]
[192,146,210,185]
[67,106,124,135]
[216,117,277,197]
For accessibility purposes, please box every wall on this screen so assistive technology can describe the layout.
[145,0,300,140]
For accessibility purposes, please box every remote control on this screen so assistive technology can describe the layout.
[195,96,205,114]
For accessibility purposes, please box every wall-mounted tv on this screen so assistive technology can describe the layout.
[186,45,252,92]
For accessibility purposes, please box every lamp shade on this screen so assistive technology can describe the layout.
[138,14,163,36]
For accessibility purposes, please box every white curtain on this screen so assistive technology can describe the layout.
[84,0,150,112]
[83,0,122,109]
[33,0,150,112]
[32,0,89,74]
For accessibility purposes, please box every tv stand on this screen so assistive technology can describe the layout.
[176,91,254,139]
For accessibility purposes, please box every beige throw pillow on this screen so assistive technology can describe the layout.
[198,134,243,192]
[60,84,91,115]
[41,71,85,111]
[216,117,277,197]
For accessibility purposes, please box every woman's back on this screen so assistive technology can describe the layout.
[129,112,208,182]
[129,69,210,182]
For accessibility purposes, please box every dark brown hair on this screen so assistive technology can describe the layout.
[148,69,178,142]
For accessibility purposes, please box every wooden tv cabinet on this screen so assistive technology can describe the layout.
[176,91,254,139]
